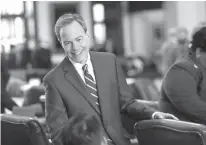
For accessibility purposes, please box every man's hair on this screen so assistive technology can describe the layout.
[61,113,100,145]
[54,13,87,41]
[191,22,206,52]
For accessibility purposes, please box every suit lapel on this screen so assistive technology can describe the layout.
[90,52,111,121]
[62,57,101,114]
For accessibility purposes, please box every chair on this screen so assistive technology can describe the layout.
[134,119,206,145]
[132,78,161,101]
[1,114,51,145]
[121,100,159,138]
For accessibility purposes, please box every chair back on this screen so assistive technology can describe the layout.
[121,99,159,138]
[134,119,206,145]
[1,114,50,145]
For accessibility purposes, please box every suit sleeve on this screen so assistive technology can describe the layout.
[44,78,69,145]
[114,56,156,121]
[163,66,206,122]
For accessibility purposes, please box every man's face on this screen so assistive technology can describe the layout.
[60,21,90,64]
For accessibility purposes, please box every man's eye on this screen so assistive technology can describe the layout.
[77,37,83,42]
[64,42,71,45]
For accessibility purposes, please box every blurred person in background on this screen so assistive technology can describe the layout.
[154,28,177,72]
[1,63,19,113]
[1,45,8,67]
[160,22,206,125]
[8,44,17,69]
[159,27,189,75]
[32,41,52,69]
[154,27,189,91]
[124,56,144,78]
[43,13,178,145]
[20,43,32,68]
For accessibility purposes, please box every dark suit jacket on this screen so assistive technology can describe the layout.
[43,52,155,145]
[160,53,206,125]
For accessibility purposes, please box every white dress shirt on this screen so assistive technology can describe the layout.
[69,53,96,83]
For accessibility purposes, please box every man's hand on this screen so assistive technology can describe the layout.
[152,112,179,120]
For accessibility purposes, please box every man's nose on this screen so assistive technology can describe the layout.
[71,41,79,50]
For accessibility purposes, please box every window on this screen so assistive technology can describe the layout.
[92,3,106,44]
[0,1,35,53]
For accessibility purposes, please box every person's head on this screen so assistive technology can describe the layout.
[62,113,102,145]
[10,45,16,52]
[157,27,189,75]
[176,27,189,45]
[55,13,90,64]
[168,27,178,40]
[191,22,206,67]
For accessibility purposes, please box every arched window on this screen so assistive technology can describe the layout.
[92,3,106,45]
[1,1,36,53]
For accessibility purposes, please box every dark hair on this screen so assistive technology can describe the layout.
[54,13,87,41]
[191,22,206,52]
[61,113,100,145]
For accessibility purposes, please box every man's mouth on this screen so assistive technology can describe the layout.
[72,49,84,56]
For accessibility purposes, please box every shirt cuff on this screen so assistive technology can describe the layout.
[152,111,159,119]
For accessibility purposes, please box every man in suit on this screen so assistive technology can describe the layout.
[43,13,177,145]
[160,22,206,125]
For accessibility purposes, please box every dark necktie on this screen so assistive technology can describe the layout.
[82,64,99,106]
[82,64,114,145]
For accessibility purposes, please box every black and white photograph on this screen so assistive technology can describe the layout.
[1,1,206,145]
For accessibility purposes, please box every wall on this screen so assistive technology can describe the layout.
[35,1,206,58]
[164,1,206,39]
[78,1,93,48]
[123,8,164,59]
[36,1,93,50]
[123,1,206,58]
[36,1,53,48]
[121,2,132,56]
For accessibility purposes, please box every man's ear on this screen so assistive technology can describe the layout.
[85,33,91,45]
[85,33,89,38]
[59,40,64,48]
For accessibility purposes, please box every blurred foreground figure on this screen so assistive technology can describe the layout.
[61,113,107,145]
[160,22,206,125]
[43,13,178,145]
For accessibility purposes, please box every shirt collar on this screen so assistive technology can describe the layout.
[69,53,92,70]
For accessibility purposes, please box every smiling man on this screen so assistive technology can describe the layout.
[59,20,89,64]
[43,13,178,145]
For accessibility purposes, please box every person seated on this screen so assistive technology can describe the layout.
[32,45,52,69]
[1,64,18,113]
[61,112,107,145]
[160,22,206,125]
[6,76,26,98]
